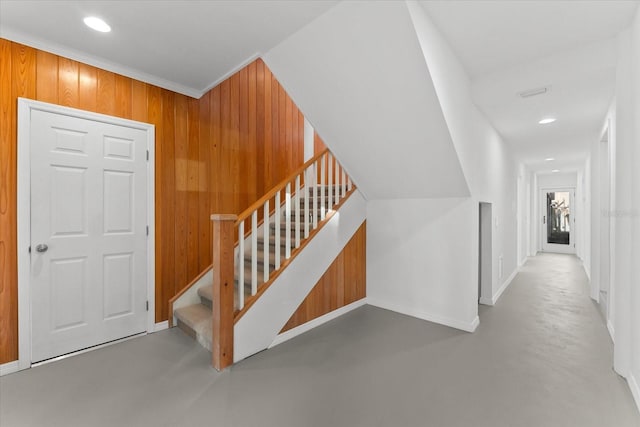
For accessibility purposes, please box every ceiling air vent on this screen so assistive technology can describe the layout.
[518,86,549,98]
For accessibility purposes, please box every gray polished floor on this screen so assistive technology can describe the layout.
[1,254,639,426]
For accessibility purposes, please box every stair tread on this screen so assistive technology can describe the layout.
[174,303,211,330]
[174,303,212,351]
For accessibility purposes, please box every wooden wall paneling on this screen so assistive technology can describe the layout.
[264,64,273,190]
[96,69,116,116]
[0,45,313,360]
[219,80,233,213]
[344,234,356,305]
[186,98,200,280]
[198,91,211,271]
[78,63,97,112]
[329,253,341,311]
[174,94,188,295]
[314,131,327,154]
[35,50,58,104]
[285,90,293,173]
[1,43,36,364]
[356,223,367,300]
[247,61,257,208]
[267,72,276,189]
[159,89,176,322]
[255,60,265,197]
[130,80,147,123]
[57,57,78,107]
[12,43,36,99]
[238,67,249,211]
[280,221,366,333]
[278,82,286,184]
[114,74,132,118]
[297,111,304,163]
[229,73,240,213]
[0,39,16,364]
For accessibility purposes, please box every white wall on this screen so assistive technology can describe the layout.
[367,198,479,331]
[596,6,640,411]
[630,8,640,408]
[537,172,577,189]
[517,164,528,266]
[266,0,519,333]
[582,156,592,281]
[264,0,469,200]
[365,2,519,331]
[409,0,518,298]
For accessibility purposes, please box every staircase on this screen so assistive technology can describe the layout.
[169,149,363,369]
[173,188,332,350]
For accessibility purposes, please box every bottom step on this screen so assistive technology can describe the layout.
[174,303,212,352]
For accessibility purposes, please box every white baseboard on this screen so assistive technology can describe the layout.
[154,321,169,332]
[628,373,640,416]
[0,361,20,377]
[367,298,479,333]
[493,267,519,305]
[480,267,519,306]
[607,320,615,343]
[270,299,367,348]
[479,296,494,306]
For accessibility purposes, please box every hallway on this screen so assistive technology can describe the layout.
[1,254,638,426]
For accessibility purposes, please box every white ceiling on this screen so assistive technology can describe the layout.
[421,0,638,173]
[2,0,638,174]
[0,0,338,97]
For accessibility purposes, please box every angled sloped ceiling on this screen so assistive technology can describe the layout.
[263,0,469,200]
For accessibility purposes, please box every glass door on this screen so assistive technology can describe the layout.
[541,189,575,254]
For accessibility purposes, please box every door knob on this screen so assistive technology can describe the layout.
[35,244,48,253]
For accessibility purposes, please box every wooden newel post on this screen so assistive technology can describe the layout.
[211,214,237,371]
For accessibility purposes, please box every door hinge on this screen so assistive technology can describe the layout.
[146,150,149,161]
[28,246,31,254]
[146,301,149,311]
[146,225,149,236]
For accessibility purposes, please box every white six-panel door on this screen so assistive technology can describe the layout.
[29,109,149,363]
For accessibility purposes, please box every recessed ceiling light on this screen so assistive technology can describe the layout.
[545,157,555,161]
[538,117,556,125]
[84,16,111,33]
[552,169,560,173]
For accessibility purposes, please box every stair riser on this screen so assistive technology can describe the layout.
[176,318,197,340]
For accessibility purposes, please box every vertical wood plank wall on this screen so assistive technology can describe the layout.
[0,40,308,363]
[281,221,367,333]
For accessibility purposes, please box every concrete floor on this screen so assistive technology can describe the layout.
[1,253,639,426]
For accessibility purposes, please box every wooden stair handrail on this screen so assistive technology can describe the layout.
[235,148,329,225]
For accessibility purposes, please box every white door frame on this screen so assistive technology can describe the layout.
[540,187,576,254]
[16,98,156,371]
